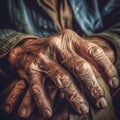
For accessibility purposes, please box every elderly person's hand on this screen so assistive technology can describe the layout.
[4,29,119,118]
[3,78,58,118]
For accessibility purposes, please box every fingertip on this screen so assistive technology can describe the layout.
[97,97,108,109]
[18,108,26,118]
[4,104,12,114]
[43,109,52,118]
[79,103,89,114]
[18,108,30,118]
[109,77,119,88]
[72,102,89,114]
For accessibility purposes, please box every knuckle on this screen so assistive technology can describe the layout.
[105,64,113,72]
[105,64,117,76]
[31,84,43,96]
[10,93,17,100]
[56,73,71,88]
[69,92,83,103]
[6,93,17,103]
[85,77,104,99]
[90,86,104,99]
[24,95,31,103]
[24,91,31,101]
[87,44,105,60]
[26,63,38,75]
[55,73,80,99]
[73,60,91,76]
[16,80,26,90]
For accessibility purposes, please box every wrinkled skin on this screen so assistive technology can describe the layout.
[4,29,119,118]
[4,78,58,118]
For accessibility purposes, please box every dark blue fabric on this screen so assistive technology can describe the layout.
[0,0,120,37]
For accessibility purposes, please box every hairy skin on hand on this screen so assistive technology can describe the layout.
[6,29,119,118]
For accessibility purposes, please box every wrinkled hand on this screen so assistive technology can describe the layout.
[7,29,119,118]
[4,79,58,118]
[4,80,33,118]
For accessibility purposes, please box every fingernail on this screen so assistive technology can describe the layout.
[43,110,52,118]
[4,105,11,113]
[110,77,119,88]
[19,108,27,117]
[79,103,89,114]
[97,97,108,109]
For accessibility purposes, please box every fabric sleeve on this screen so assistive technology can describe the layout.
[0,29,39,59]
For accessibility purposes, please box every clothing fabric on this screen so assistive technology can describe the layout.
[0,0,120,120]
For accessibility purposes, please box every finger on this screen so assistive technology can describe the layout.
[10,47,53,118]
[29,72,53,118]
[80,41,119,88]
[4,80,26,114]
[40,53,89,114]
[18,89,34,118]
[62,54,108,109]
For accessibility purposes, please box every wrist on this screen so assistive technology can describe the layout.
[87,37,115,63]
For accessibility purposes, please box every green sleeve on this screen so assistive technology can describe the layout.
[0,29,38,58]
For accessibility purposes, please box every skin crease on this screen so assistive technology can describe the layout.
[4,29,119,119]
[88,37,115,63]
